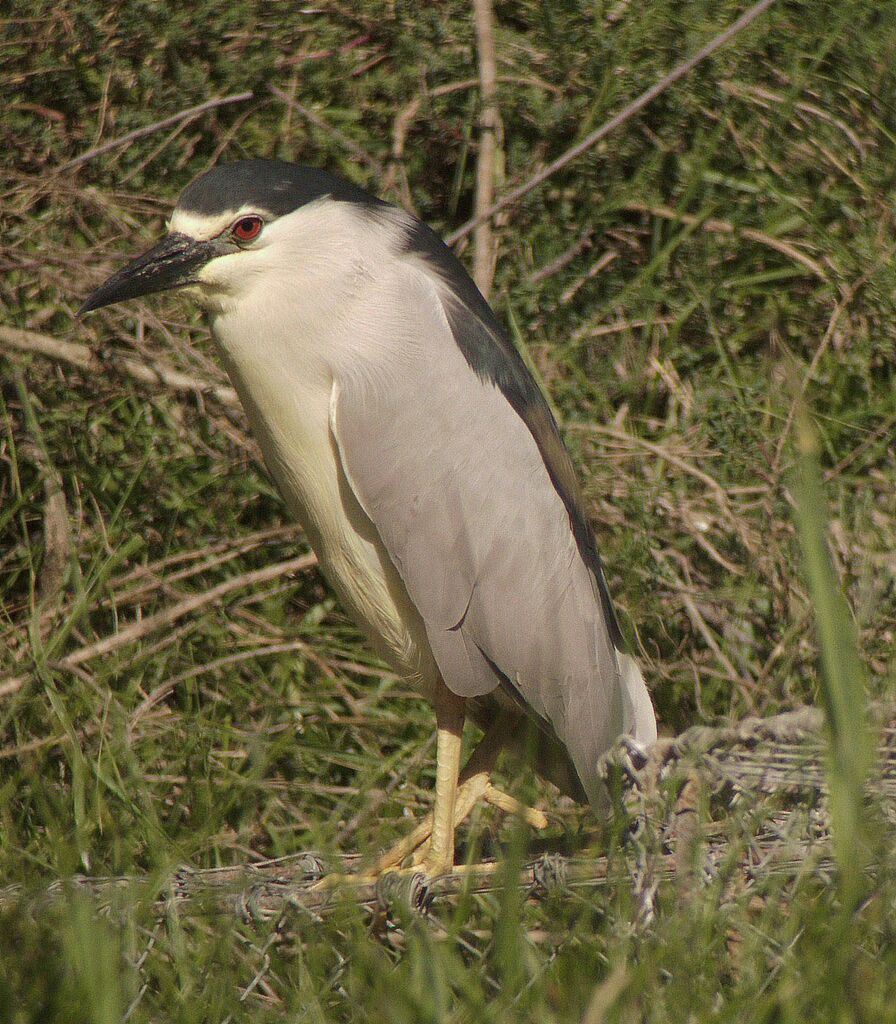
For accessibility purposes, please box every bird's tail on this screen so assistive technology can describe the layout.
[618,652,657,748]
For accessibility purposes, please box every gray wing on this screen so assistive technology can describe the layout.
[330,284,651,800]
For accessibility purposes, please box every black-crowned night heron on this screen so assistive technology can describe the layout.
[79,159,656,878]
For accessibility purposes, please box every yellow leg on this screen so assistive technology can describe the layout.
[378,708,504,873]
[417,682,466,877]
[316,709,549,889]
[406,714,548,866]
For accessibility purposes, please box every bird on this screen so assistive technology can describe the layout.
[79,158,657,879]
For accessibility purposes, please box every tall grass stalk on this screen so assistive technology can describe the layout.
[792,407,873,911]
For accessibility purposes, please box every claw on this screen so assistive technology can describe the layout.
[314,710,549,888]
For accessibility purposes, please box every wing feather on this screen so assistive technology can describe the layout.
[330,272,653,800]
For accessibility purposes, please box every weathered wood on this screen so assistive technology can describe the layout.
[5,704,891,921]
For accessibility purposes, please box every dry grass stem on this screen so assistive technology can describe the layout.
[267,85,384,175]
[471,0,502,298]
[447,0,780,244]
[0,325,241,409]
[57,92,254,172]
[58,554,316,669]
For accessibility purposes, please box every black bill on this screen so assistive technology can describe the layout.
[78,232,221,315]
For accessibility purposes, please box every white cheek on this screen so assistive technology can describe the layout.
[195,253,239,287]
[194,251,252,297]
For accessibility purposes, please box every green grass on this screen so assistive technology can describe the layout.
[2,0,895,1020]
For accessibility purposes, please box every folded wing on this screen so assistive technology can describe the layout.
[330,269,654,803]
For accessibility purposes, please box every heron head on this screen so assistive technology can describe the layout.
[78,160,388,316]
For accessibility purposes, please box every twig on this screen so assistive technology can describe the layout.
[0,845,825,920]
[0,326,240,410]
[680,587,748,687]
[0,326,93,369]
[672,772,702,904]
[0,707,169,761]
[446,0,779,245]
[5,704,895,916]
[0,678,25,700]
[654,550,753,691]
[602,705,827,782]
[623,202,827,280]
[386,75,560,209]
[772,279,863,472]
[128,639,320,729]
[36,453,69,605]
[57,554,317,668]
[559,249,618,305]
[110,526,300,608]
[281,33,373,66]
[528,229,595,285]
[571,422,732,513]
[472,0,501,298]
[824,410,896,481]
[573,317,675,340]
[583,965,629,1024]
[57,92,254,172]
[718,80,868,161]
[267,85,384,175]
[12,370,71,610]
[0,854,626,917]
[0,526,299,654]
[118,117,195,186]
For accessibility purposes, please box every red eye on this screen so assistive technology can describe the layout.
[232,215,263,242]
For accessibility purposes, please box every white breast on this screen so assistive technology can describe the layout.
[203,219,439,693]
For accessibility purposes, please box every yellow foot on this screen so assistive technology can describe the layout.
[309,857,509,894]
[484,784,549,828]
[310,783,548,891]
[415,855,453,880]
[310,871,373,891]
[313,708,549,890]
[407,783,548,867]
[382,780,548,872]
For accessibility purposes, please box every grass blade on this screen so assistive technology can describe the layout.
[792,407,873,910]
